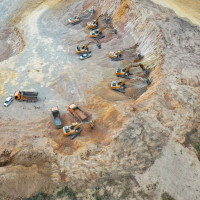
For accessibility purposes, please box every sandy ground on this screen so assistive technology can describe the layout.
[150,0,200,26]
[0,0,200,199]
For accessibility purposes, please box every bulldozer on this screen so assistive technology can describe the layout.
[116,63,149,78]
[90,24,117,39]
[111,80,128,93]
[76,40,101,55]
[63,120,95,140]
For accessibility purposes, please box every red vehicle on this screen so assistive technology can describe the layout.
[68,104,88,122]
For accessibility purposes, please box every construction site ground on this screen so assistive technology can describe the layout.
[1,0,200,199]
[0,0,149,155]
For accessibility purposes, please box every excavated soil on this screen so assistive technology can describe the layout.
[0,0,200,199]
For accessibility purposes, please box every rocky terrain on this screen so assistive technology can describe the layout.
[0,0,200,199]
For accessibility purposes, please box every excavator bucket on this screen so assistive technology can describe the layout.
[145,68,150,75]
[146,79,151,85]
[97,44,101,49]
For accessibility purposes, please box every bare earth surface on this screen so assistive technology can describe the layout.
[0,0,200,199]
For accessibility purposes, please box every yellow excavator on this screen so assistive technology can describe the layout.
[68,8,95,25]
[68,15,81,25]
[109,46,143,61]
[87,14,104,30]
[111,77,151,93]
[90,24,117,39]
[116,64,149,78]
[111,80,128,93]
[76,40,101,54]
[63,121,95,140]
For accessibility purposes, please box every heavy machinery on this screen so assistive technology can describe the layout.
[111,80,128,93]
[109,50,125,61]
[111,77,151,93]
[76,40,101,55]
[87,14,105,30]
[109,46,143,61]
[51,107,63,129]
[68,8,95,25]
[63,122,82,140]
[90,24,117,39]
[116,64,149,78]
[68,15,81,25]
[14,91,38,102]
[68,104,88,122]
[63,120,95,140]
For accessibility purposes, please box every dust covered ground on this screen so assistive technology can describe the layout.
[0,0,200,199]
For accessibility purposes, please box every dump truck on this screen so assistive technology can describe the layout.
[51,107,63,129]
[68,104,88,122]
[14,91,38,102]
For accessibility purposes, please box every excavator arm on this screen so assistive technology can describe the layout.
[120,80,126,86]
[95,14,104,23]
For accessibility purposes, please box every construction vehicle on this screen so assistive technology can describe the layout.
[63,122,82,140]
[109,50,125,61]
[68,8,95,25]
[109,46,143,61]
[63,120,95,140]
[51,107,63,129]
[76,40,101,55]
[90,24,117,39]
[68,15,81,25]
[14,91,38,102]
[116,64,149,78]
[68,104,88,122]
[111,78,151,93]
[111,80,128,93]
[87,14,105,30]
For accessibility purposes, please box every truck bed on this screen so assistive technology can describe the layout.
[21,91,38,97]
[68,104,88,121]
[74,108,88,121]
